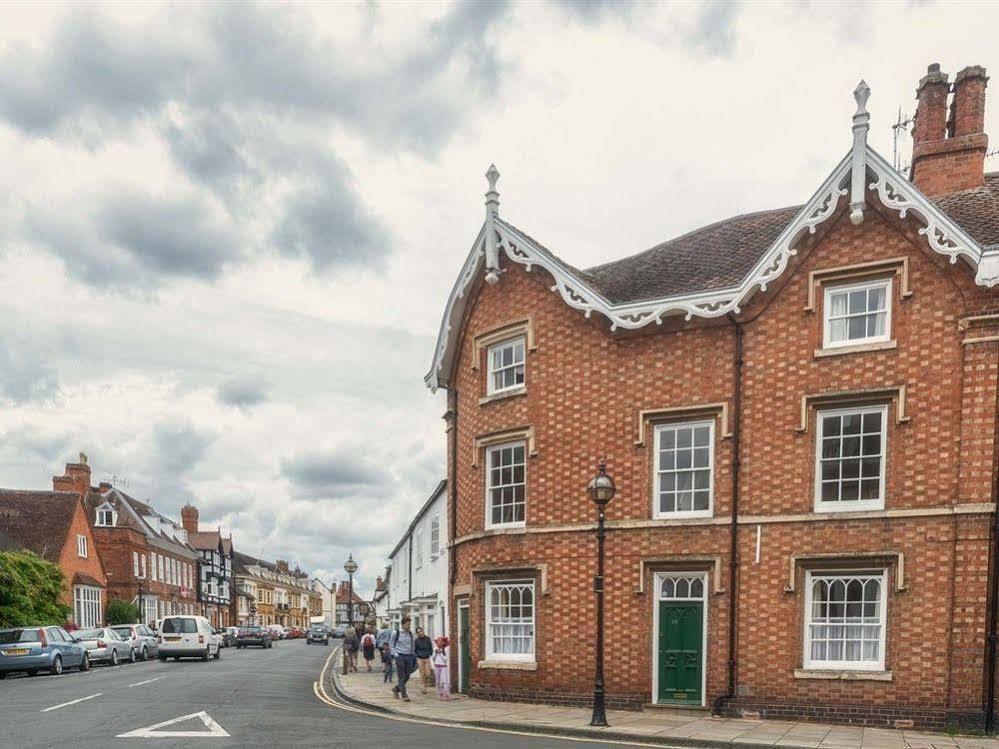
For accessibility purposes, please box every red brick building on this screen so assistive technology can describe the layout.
[0,466,108,628]
[427,65,999,730]
[56,460,202,626]
[181,504,235,627]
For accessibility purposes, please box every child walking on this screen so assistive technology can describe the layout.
[381,642,394,683]
[432,636,451,701]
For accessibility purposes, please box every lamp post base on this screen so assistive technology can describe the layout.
[590,692,608,727]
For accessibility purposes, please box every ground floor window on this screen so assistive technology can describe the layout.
[74,585,102,628]
[140,596,158,625]
[485,581,534,661]
[804,570,886,670]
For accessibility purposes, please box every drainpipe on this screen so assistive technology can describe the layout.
[448,389,458,590]
[714,313,744,715]
[984,375,999,733]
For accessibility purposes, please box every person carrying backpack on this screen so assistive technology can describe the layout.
[361,627,376,671]
[390,617,417,702]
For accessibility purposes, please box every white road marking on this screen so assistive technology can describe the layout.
[127,677,162,687]
[40,693,102,712]
[115,710,230,738]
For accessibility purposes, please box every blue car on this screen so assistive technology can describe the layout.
[0,626,90,677]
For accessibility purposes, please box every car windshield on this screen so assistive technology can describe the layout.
[76,628,104,639]
[0,628,42,644]
[111,627,133,637]
[310,625,324,631]
[241,626,262,633]
[161,618,198,634]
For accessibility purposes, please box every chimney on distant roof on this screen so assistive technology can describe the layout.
[52,455,92,497]
[181,504,199,534]
[911,63,989,196]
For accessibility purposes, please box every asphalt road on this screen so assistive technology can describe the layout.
[0,638,636,749]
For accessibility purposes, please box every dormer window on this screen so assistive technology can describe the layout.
[823,279,891,348]
[95,503,116,527]
[487,337,525,395]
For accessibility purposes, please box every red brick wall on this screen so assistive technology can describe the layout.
[57,500,107,619]
[446,200,999,726]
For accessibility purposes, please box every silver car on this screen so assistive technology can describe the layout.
[74,627,134,666]
[111,624,158,661]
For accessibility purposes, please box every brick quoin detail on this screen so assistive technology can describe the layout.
[443,198,999,729]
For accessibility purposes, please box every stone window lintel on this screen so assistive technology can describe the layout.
[796,385,909,433]
[635,403,732,446]
[803,257,912,313]
[472,319,536,371]
[783,551,906,594]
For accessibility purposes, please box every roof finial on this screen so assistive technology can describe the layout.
[484,164,501,285]
[849,80,871,226]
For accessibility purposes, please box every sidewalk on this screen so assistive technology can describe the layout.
[331,659,998,749]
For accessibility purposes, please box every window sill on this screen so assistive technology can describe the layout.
[480,387,527,406]
[814,501,885,514]
[814,340,897,358]
[478,660,537,671]
[794,668,891,682]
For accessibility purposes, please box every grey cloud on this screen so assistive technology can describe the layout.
[282,450,388,498]
[0,338,58,403]
[693,0,740,58]
[551,0,641,22]
[217,374,269,409]
[163,111,252,197]
[152,420,215,477]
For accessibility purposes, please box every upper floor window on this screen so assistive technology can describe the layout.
[485,441,526,529]
[487,337,525,395]
[815,405,887,512]
[76,534,88,558]
[804,571,886,671]
[133,552,140,577]
[823,279,891,349]
[95,504,116,527]
[430,514,440,557]
[485,581,535,662]
[415,528,424,569]
[653,420,714,518]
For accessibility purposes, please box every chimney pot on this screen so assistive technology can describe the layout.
[181,504,199,534]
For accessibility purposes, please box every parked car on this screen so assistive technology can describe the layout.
[224,626,239,645]
[213,626,234,648]
[306,624,329,645]
[111,623,158,661]
[235,625,272,649]
[0,626,89,677]
[266,624,285,640]
[75,626,134,666]
[331,623,349,638]
[156,615,221,661]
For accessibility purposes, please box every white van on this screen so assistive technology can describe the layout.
[156,615,221,661]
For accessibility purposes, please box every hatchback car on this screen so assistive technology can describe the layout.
[0,626,89,677]
[111,623,158,661]
[306,624,329,645]
[74,627,134,666]
[235,625,272,649]
[157,615,221,661]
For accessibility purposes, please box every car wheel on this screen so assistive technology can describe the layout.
[0,672,6,679]
[129,648,136,664]
[140,646,148,661]
[79,654,90,672]
[214,647,221,661]
[50,655,63,676]
[158,655,167,662]
[110,649,119,666]
[27,670,38,676]
[202,648,210,662]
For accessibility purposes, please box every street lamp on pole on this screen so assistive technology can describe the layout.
[587,458,616,727]
[344,555,359,629]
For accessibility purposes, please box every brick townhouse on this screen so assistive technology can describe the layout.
[426,64,999,730]
[232,552,322,628]
[54,460,201,626]
[0,459,108,628]
[181,504,235,627]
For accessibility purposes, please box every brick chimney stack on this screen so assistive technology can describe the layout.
[911,63,989,197]
[181,504,199,534]
[52,453,92,496]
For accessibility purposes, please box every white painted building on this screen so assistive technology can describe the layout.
[387,480,448,638]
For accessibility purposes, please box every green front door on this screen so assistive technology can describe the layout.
[657,601,704,704]
[458,604,470,694]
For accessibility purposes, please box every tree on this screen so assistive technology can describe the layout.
[106,598,140,625]
[0,550,72,628]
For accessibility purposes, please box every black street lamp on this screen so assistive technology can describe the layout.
[587,458,616,727]
[344,555,359,629]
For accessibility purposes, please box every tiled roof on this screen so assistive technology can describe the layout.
[73,572,103,587]
[0,490,81,562]
[187,530,222,551]
[933,173,999,250]
[518,174,999,306]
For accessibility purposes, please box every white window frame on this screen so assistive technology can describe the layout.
[484,441,527,530]
[486,337,526,396]
[652,420,714,519]
[484,580,535,663]
[415,528,424,569]
[73,585,101,628]
[814,404,888,513]
[95,504,116,527]
[803,569,887,672]
[430,514,440,557]
[76,534,88,558]
[822,278,892,349]
[133,552,140,577]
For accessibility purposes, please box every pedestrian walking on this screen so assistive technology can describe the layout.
[361,627,376,671]
[390,616,417,702]
[344,626,359,672]
[376,624,391,650]
[381,641,394,683]
[432,636,451,701]
[414,626,433,694]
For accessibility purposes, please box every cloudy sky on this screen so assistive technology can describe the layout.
[0,1,995,595]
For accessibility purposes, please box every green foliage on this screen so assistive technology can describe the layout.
[106,598,140,625]
[0,550,72,628]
